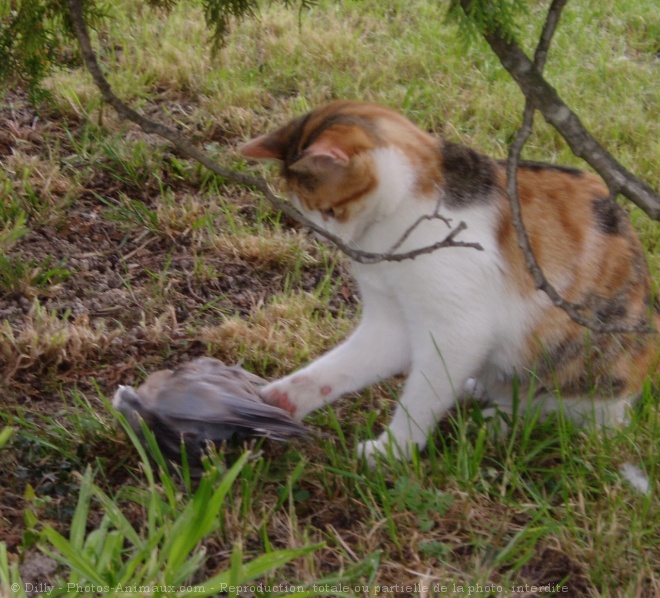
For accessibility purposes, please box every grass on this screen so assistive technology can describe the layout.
[1,0,659,595]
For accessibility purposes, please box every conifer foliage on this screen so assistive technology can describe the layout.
[0,0,312,98]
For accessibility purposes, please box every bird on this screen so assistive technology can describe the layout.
[112,357,309,471]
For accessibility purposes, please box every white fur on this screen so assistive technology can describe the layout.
[262,147,593,463]
[620,462,651,495]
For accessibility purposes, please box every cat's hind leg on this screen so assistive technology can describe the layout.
[530,392,632,428]
[479,378,633,437]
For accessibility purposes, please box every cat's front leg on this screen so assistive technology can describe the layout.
[357,343,487,464]
[357,377,452,464]
[262,315,410,419]
[357,368,449,464]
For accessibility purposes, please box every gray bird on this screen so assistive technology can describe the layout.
[112,357,308,470]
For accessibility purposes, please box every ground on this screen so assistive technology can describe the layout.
[0,87,358,545]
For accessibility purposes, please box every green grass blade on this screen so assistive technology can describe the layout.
[0,426,14,449]
[90,484,142,548]
[183,545,323,598]
[41,528,106,585]
[115,527,167,586]
[165,451,251,576]
[70,467,94,551]
[0,541,27,598]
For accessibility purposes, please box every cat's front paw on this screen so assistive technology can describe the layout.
[357,435,412,466]
[261,374,333,420]
[356,438,387,467]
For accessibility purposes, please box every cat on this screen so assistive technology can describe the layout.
[240,100,660,463]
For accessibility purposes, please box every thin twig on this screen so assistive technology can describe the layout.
[387,193,452,255]
[383,220,471,262]
[66,0,481,265]
[503,0,653,334]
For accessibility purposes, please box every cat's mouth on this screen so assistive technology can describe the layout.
[289,192,376,249]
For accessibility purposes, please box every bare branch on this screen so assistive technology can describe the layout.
[532,0,568,69]
[387,194,452,255]
[383,221,472,263]
[502,0,653,334]
[460,0,660,221]
[66,0,481,265]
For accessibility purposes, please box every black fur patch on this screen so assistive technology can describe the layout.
[592,197,626,235]
[441,141,498,207]
[595,375,627,396]
[283,113,378,191]
[303,114,380,150]
[591,292,629,322]
[281,113,312,169]
[537,337,584,380]
[570,374,626,397]
[293,171,321,192]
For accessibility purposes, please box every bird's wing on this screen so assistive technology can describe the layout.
[125,358,308,442]
[153,381,308,439]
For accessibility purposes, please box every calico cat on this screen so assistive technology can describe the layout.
[240,100,660,462]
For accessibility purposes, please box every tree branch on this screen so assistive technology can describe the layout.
[459,0,660,221]
[66,0,481,265]
[387,194,452,254]
[500,0,653,334]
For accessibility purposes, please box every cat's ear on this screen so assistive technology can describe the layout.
[240,133,285,161]
[289,139,350,175]
[240,115,307,161]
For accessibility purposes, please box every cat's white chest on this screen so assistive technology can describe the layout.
[352,202,542,380]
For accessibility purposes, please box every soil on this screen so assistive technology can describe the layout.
[0,91,359,554]
[1,91,358,382]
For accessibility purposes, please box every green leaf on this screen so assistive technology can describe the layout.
[0,426,13,449]
[115,527,167,587]
[95,530,124,577]
[165,451,250,576]
[91,484,142,548]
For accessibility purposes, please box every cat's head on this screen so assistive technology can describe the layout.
[240,101,437,242]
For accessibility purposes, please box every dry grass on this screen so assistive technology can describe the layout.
[211,230,319,268]
[200,291,353,375]
[0,302,121,378]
